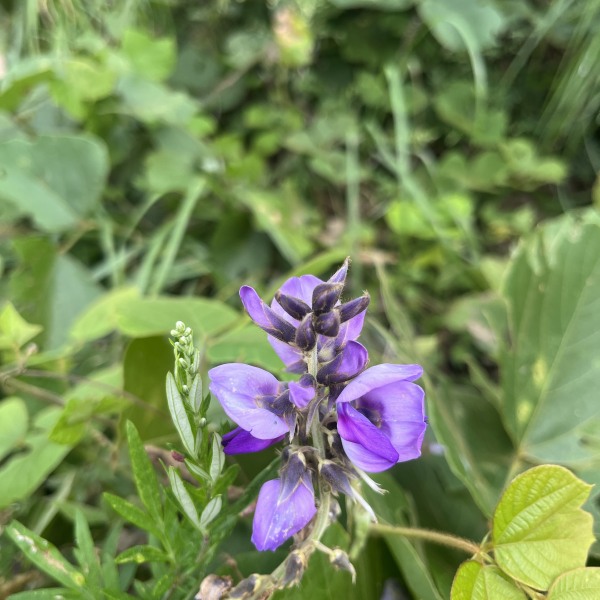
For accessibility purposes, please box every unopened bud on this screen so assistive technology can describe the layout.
[330,548,356,582]
[172,450,185,462]
[275,291,311,321]
[319,460,354,496]
[328,257,349,285]
[312,282,343,315]
[295,314,316,350]
[282,550,307,587]
[337,294,370,324]
[313,311,340,337]
[175,321,185,331]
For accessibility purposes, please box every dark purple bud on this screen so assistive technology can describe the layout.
[328,257,350,285]
[312,282,344,315]
[319,460,354,496]
[282,550,307,587]
[317,341,368,385]
[337,293,370,324]
[330,549,356,582]
[240,286,297,344]
[295,314,316,350]
[279,451,309,502]
[275,291,311,321]
[313,311,341,337]
[171,450,185,462]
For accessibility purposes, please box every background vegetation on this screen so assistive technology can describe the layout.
[0,0,599,598]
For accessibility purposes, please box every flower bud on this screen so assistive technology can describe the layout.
[295,314,316,350]
[282,550,307,587]
[328,257,349,285]
[311,282,343,315]
[279,450,309,502]
[330,549,356,582]
[337,293,370,324]
[313,311,340,337]
[317,341,368,385]
[275,291,311,321]
[319,460,354,497]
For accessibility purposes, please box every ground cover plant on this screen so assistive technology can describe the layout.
[0,0,599,598]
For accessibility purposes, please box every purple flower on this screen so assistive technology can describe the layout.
[251,474,317,551]
[222,427,285,455]
[208,364,291,440]
[336,364,426,473]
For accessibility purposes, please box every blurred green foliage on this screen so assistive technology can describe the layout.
[0,0,599,597]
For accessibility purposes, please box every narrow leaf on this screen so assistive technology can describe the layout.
[103,493,161,539]
[167,467,202,531]
[5,520,85,589]
[74,510,101,587]
[166,372,196,456]
[115,544,171,565]
[126,421,162,521]
[189,373,203,414]
[210,433,225,482]
[200,495,222,528]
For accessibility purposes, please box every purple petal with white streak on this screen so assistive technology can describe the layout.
[251,475,317,551]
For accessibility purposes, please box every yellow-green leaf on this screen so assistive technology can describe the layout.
[547,567,600,600]
[451,561,526,600]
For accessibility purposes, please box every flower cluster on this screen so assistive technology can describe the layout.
[208,259,426,552]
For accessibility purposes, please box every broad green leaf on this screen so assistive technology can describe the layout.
[0,56,56,111]
[0,302,42,350]
[418,0,506,52]
[0,408,73,509]
[126,421,162,522]
[0,396,28,462]
[547,567,600,599]
[5,520,85,589]
[167,466,202,531]
[501,217,600,464]
[115,544,171,564]
[166,372,196,456]
[106,295,237,339]
[0,135,108,232]
[10,237,102,350]
[451,561,526,599]
[122,29,176,82]
[492,465,595,590]
[103,493,161,539]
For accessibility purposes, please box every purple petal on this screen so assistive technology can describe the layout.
[222,427,284,455]
[268,336,304,370]
[335,363,424,404]
[337,403,399,472]
[251,476,317,551]
[208,364,289,439]
[240,286,296,343]
[278,275,323,307]
[317,341,369,385]
[355,381,426,462]
[335,311,366,346]
[289,377,315,408]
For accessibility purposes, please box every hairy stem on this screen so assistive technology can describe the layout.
[370,523,481,555]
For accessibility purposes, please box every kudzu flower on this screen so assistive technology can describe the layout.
[209,258,427,554]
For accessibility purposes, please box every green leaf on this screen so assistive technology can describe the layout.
[0,302,42,350]
[492,465,595,590]
[0,408,73,509]
[418,0,506,52]
[547,567,600,599]
[126,421,162,522]
[122,29,176,82]
[209,434,225,482]
[10,237,102,350]
[5,520,85,589]
[166,372,196,456]
[0,396,28,462]
[74,511,101,588]
[8,590,81,600]
[115,544,171,565]
[451,561,526,599]
[167,466,202,531]
[0,135,108,232]
[501,217,600,464]
[103,493,161,539]
[73,293,237,341]
[200,495,222,529]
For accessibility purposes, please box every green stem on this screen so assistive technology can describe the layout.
[371,523,481,555]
